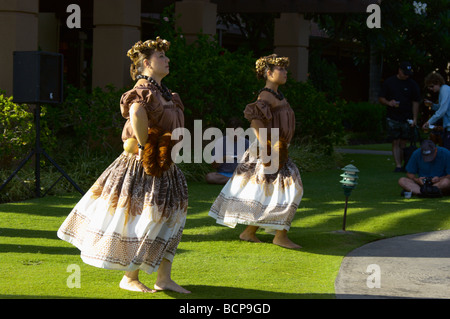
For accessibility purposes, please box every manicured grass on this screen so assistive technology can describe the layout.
[1,152,450,299]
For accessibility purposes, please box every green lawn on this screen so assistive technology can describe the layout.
[1,152,450,299]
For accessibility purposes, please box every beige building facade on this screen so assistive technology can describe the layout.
[0,0,375,96]
[0,0,39,96]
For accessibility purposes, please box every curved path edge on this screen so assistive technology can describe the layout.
[335,230,450,299]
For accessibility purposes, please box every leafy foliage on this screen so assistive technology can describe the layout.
[153,5,259,130]
[163,34,259,130]
[341,101,387,143]
[284,80,345,153]
[0,92,55,168]
[45,84,127,152]
[308,54,343,100]
[312,0,450,78]
[217,12,276,56]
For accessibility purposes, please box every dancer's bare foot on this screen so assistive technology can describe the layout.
[239,232,262,243]
[120,274,155,293]
[155,258,191,294]
[273,230,302,249]
[239,225,262,243]
[154,279,191,294]
[273,237,302,249]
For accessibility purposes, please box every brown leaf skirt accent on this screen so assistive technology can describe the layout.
[142,126,174,178]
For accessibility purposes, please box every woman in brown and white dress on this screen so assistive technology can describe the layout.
[209,54,303,249]
[58,37,190,293]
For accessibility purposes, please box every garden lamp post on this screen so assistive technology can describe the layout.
[339,164,359,231]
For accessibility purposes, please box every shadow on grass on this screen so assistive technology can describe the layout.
[0,243,79,255]
[0,294,89,299]
[150,285,335,299]
[0,195,81,217]
[299,195,450,238]
[0,228,59,240]
[1,287,334,299]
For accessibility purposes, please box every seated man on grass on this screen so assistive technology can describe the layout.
[205,118,249,185]
[399,140,450,197]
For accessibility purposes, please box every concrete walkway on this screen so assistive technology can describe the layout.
[334,147,450,299]
[335,230,450,299]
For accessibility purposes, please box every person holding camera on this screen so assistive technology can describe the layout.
[379,61,420,172]
[422,72,450,150]
[398,140,450,197]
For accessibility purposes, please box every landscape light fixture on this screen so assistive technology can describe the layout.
[339,164,359,231]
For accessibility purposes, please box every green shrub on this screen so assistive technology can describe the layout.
[162,34,258,130]
[0,92,55,168]
[45,84,127,153]
[289,139,344,173]
[308,54,343,101]
[0,148,115,204]
[284,81,345,153]
[341,101,386,143]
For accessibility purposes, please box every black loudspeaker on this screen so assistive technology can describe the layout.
[13,51,63,104]
[1,51,84,198]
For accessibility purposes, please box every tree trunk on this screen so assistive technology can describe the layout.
[368,44,382,103]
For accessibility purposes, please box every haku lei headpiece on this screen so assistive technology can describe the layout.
[127,37,170,62]
[255,54,290,78]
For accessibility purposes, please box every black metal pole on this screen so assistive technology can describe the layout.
[1,50,84,199]
[42,149,85,195]
[342,196,349,231]
[34,104,41,198]
[0,150,34,192]
[0,103,84,198]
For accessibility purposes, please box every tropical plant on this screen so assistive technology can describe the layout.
[311,0,450,101]
[0,92,56,168]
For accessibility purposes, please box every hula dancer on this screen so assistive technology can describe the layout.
[58,37,190,293]
[209,54,303,249]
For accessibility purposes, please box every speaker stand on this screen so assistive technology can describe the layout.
[0,104,85,198]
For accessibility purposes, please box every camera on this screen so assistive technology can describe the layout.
[420,176,442,197]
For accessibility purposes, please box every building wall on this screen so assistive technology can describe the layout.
[0,0,370,99]
[0,0,39,96]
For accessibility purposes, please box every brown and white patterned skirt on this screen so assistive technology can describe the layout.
[57,152,188,274]
[209,148,303,234]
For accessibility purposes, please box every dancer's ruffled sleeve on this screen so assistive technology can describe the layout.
[244,99,273,124]
[119,87,165,142]
[171,92,184,111]
[119,87,164,123]
[167,92,185,144]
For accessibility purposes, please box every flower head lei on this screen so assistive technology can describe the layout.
[127,37,170,63]
[255,54,290,79]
